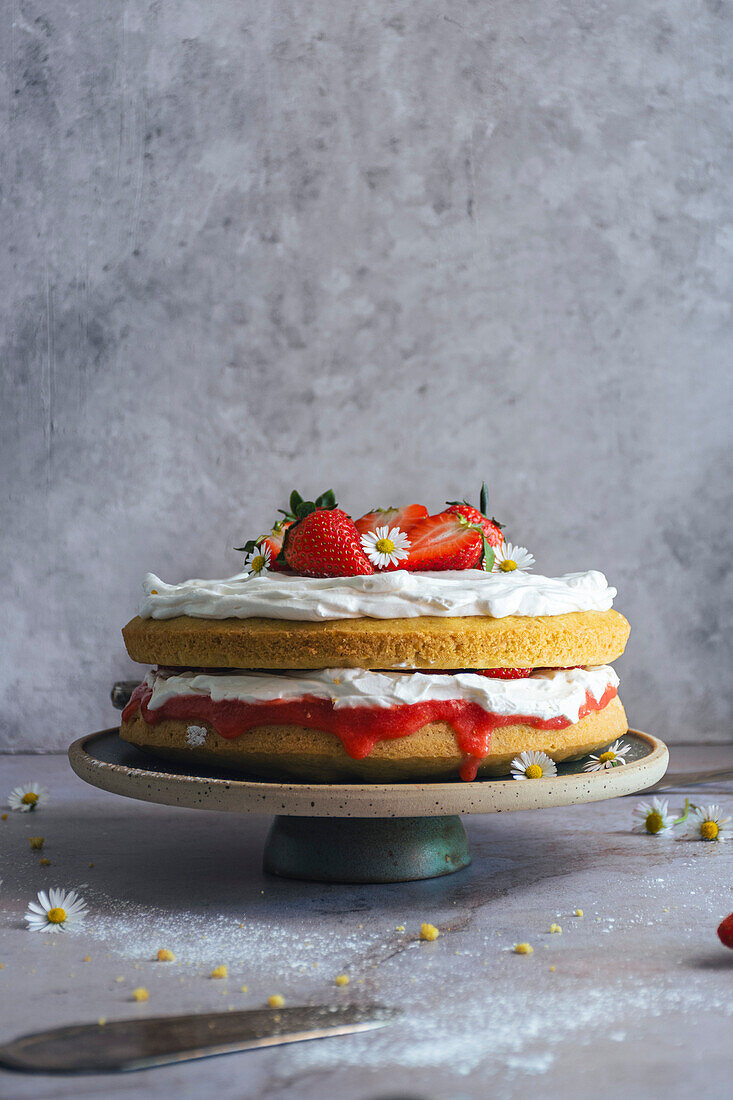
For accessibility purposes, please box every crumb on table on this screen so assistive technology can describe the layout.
[420,923,440,941]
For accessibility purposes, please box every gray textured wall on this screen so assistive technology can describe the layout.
[1,1,731,751]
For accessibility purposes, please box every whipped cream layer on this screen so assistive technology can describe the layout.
[138,569,616,622]
[143,666,619,724]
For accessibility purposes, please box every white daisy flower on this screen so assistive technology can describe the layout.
[248,543,271,576]
[684,804,730,842]
[8,782,49,813]
[186,725,208,747]
[583,739,632,772]
[360,526,411,569]
[632,797,674,836]
[510,750,558,780]
[492,542,535,574]
[24,888,88,933]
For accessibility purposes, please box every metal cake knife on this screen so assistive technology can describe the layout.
[0,1005,400,1074]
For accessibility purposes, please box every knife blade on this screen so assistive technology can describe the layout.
[0,1004,400,1074]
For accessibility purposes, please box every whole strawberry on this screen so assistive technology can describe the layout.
[283,490,374,577]
[446,481,504,547]
[717,913,733,949]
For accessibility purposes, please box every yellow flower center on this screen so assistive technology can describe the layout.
[525,764,543,779]
[251,555,267,573]
[499,559,517,572]
[645,811,664,834]
[375,537,395,554]
[599,751,616,764]
[21,792,38,805]
[47,907,66,924]
[701,820,719,840]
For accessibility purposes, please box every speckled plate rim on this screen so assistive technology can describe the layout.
[68,728,668,818]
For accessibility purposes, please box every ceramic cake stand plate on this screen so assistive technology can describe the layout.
[69,729,667,883]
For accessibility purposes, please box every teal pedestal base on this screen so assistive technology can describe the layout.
[263,815,471,883]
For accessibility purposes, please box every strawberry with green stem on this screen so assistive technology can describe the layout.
[446,481,504,548]
[282,489,374,577]
[235,518,293,574]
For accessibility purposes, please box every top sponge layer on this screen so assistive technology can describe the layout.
[122,609,630,671]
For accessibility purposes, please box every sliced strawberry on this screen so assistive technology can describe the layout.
[474,667,533,680]
[412,667,533,678]
[404,513,483,571]
[284,506,374,577]
[354,504,429,537]
[446,481,504,547]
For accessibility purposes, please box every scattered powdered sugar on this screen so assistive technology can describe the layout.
[72,877,733,1081]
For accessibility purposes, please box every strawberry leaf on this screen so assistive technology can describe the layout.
[480,481,488,516]
[479,534,495,572]
[233,538,261,554]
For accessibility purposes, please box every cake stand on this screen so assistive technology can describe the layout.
[69,721,668,883]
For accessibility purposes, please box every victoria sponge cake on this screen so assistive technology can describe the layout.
[120,486,631,782]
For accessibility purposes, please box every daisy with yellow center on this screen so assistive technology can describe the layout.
[510,750,558,780]
[631,797,674,836]
[584,739,631,772]
[684,804,730,842]
[24,888,87,932]
[491,541,535,574]
[8,782,48,813]
[360,525,411,569]
[248,543,272,576]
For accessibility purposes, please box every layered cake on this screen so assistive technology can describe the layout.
[120,487,630,781]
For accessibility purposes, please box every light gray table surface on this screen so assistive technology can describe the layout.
[1,744,732,1100]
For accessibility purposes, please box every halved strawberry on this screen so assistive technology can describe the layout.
[259,519,292,572]
[404,512,483,571]
[446,482,504,547]
[283,494,374,577]
[235,519,293,573]
[354,504,429,537]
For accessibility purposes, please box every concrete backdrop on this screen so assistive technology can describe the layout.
[1,1,731,751]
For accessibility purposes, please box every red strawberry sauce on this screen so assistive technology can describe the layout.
[122,680,618,782]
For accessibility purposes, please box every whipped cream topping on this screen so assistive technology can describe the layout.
[138,569,616,622]
[143,666,619,724]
